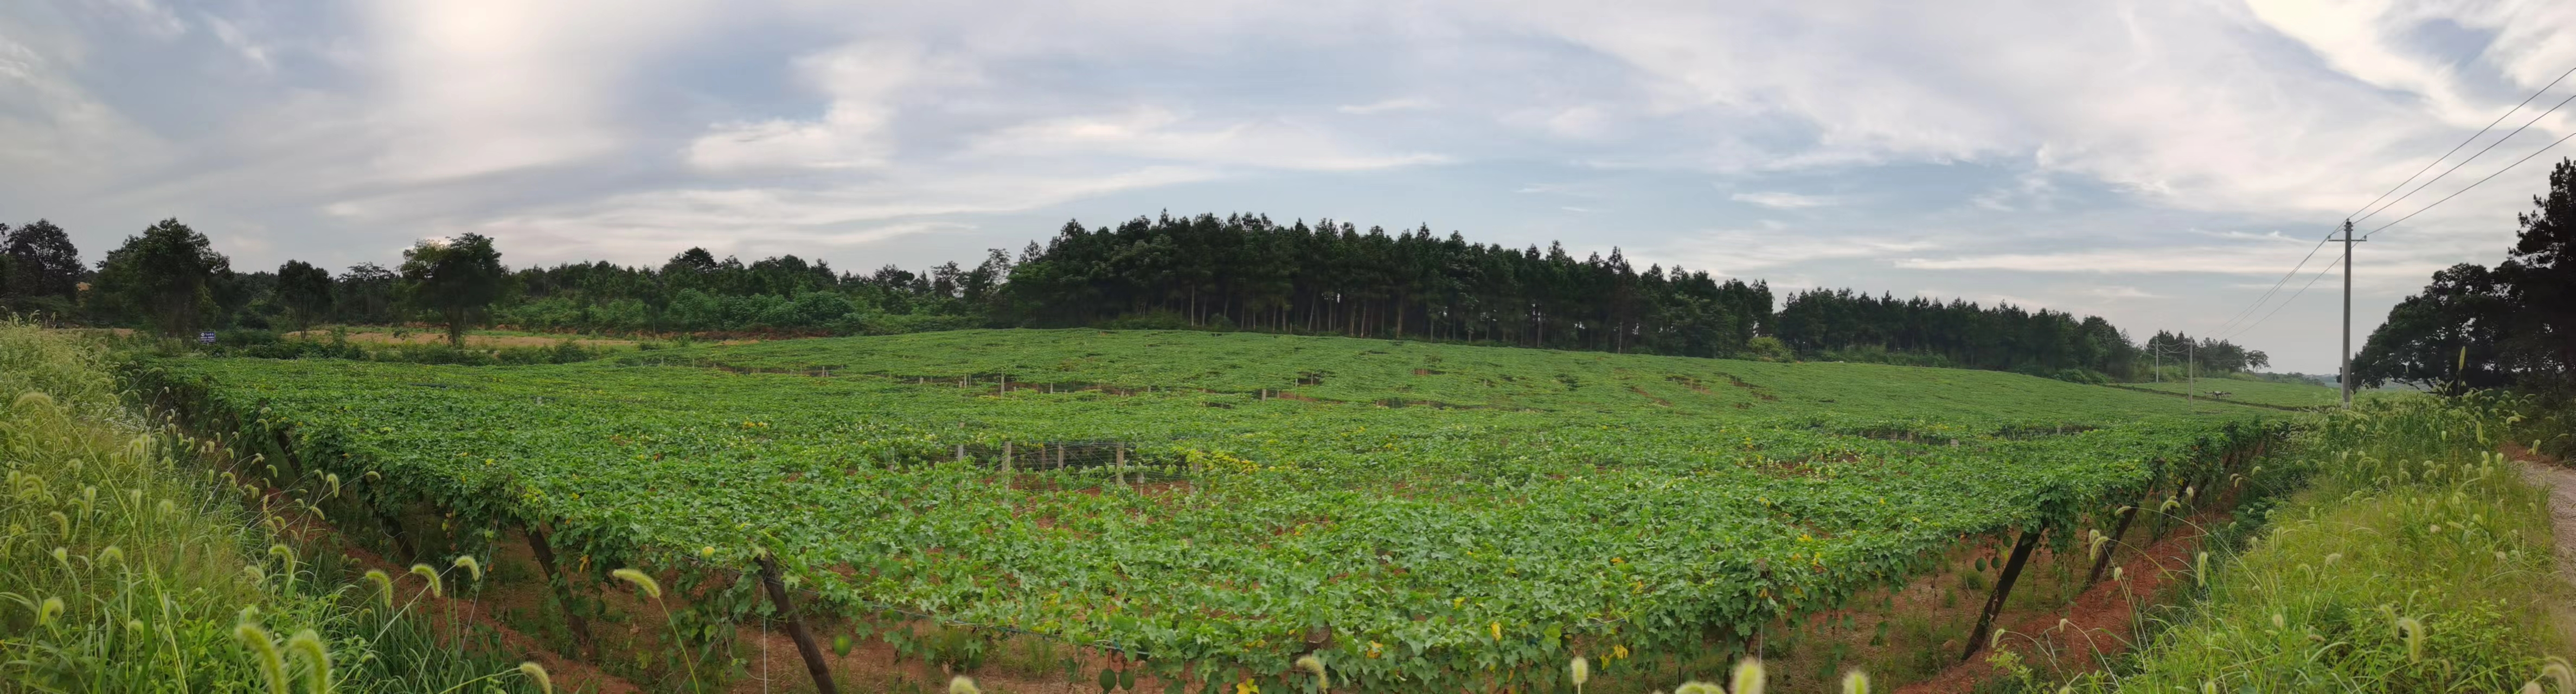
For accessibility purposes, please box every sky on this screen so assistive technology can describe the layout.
[4,0,2574,374]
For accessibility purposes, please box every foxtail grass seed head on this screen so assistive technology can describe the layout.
[97,545,123,568]
[2394,616,2425,663]
[285,629,330,694]
[363,570,393,609]
[1569,656,1590,689]
[408,563,442,599]
[1297,654,1329,687]
[1842,670,1869,694]
[612,568,663,600]
[2324,552,2342,567]
[325,473,340,498]
[2540,657,2573,692]
[235,622,290,694]
[2194,552,2209,588]
[1672,682,1723,694]
[35,596,62,627]
[2112,566,2124,582]
[949,675,982,694]
[519,661,554,694]
[2271,613,2285,631]
[453,555,483,583]
[1732,656,1766,694]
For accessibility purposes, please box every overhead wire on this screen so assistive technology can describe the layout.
[2362,127,2576,240]
[2207,65,2573,338]
[2348,65,2576,224]
[2353,88,2576,226]
[2218,252,2344,342]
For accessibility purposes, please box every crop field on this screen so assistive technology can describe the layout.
[136,329,2287,691]
[2113,377,2367,409]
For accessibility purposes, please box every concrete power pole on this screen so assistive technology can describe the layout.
[2335,220,2365,408]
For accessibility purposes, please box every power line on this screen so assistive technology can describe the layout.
[2207,65,2573,338]
[2218,252,2343,342]
[2362,127,2576,240]
[2346,64,2576,223]
[2354,89,2576,225]
[2205,235,2330,337]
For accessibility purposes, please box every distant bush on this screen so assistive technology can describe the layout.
[1741,336,1792,362]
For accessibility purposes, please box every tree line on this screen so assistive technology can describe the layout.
[5,211,2270,381]
[2355,157,2576,393]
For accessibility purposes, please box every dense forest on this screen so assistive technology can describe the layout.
[5,211,2273,381]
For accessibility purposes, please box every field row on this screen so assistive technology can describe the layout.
[136,331,2287,690]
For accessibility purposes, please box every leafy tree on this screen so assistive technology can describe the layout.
[93,219,230,335]
[5,220,84,304]
[2497,157,2576,375]
[397,234,508,347]
[2352,263,2510,393]
[337,262,398,324]
[274,260,336,332]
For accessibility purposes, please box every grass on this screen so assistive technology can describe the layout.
[0,319,544,692]
[2041,393,2572,692]
[2114,376,2404,409]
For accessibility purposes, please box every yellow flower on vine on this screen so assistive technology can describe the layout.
[1490,621,1502,640]
[1234,679,1259,694]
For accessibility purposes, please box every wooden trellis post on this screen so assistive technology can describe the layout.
[1963,527,2043,661]
[754,552,838,694]
[2085,494,2145,587]
[523,525,597,659]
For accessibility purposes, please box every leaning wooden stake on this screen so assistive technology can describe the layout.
[524,525,598,659]
[1963,528,2043,661]
[2085,500,2142,587]
[754,552,838,694]
[373,506,419,561]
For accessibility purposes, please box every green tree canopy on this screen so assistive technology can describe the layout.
[2498,157,2576,374]
[94,219,229,335]
[5,220,84,306]
[397,234,507,347]
[274,260,336,332]
[2352,263,2510,393]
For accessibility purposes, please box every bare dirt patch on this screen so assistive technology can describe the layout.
[1894,518,2218,693]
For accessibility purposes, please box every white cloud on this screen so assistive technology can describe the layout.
[365,0,715,181]
[1728,191,1838,209]
[1658,226,1937,278]
[965,106,1449,171]
[687,41,975,174]
[430,165,1220,266]
[2079,285,2165,300]
[1895,247,2453,286]
[1337,97,1433,114]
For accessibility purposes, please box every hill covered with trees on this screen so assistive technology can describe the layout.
[13,211,2266,382]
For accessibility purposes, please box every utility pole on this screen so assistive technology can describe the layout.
[2334,220,2366,408]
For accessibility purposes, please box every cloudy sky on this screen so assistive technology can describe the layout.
[6,0,2574,372]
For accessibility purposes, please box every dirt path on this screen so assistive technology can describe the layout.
[2507,444,2576,651]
